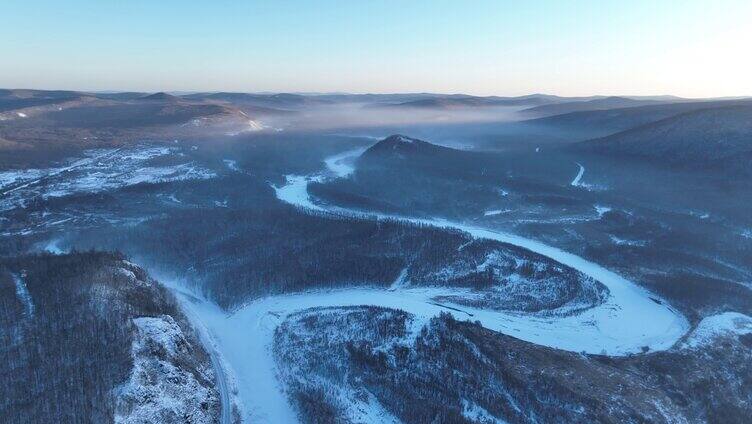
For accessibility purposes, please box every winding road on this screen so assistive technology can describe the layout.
[171,287,233,424]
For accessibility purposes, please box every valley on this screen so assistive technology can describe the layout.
[1,89,751,423]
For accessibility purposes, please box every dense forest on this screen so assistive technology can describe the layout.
[0,252,221,423]
[66,198,603,314]
[309,134,580,219]
[307,135,752,322]
[275,306,752,424]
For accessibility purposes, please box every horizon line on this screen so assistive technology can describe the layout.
[4,86,752,101]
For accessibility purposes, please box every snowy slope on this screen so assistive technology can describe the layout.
[113,316,220,424]
[682,312,752,349]
[571,163,585,186]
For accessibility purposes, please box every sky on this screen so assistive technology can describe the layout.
[2,0,751,97]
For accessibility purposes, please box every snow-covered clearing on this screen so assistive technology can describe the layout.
[43,238,68,254]
[225,119,266,136]
[12,273,35,318]
[223,159,240,172]
[609,235,647,247]
[389,268,409,290]
[0,145,215,211]
[0,169,46,191]
[571,162,585,186]
[594,205,611,218]
[1,148,122,196]
[273,175,325,211]
[484,209,511,216]
[682,312,752,349]
[462,399,508,424]
[323,146,368,178]
[113,316,219,424]
[569,162,607,191]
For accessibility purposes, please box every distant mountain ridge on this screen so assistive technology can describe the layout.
[525,98,752,140]
[576,104,752,175]
[520,96,682,117]
[0,89,93,113]
[367,94,600,109]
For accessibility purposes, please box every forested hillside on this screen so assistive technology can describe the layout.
[276,307,752,424]
[577,105,752,176]
[68,201,603,314]
[0,252,223,423]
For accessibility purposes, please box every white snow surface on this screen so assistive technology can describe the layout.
[462,399,508,424]
[342,390,401,424]
[273,175,325,211]
[594,205,612,218]
[682,312,752,349]
[323,146,368,178]
[609,235,647,247]
[223,159,240,172]
[389,267,409,290]
[0,168,46,191]
[484,209,511,216]
[43,238,68,254]
[225,119,267,136]
[133,316,185,356]
[113,316,218,424]
[272,145,366,209]
[12,273,35,318]
[571,162,585,186]
[0,145,215,211]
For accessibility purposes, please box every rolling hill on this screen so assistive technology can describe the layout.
[367,94,597,109]
[520,96,680,117]
[0,89,266,168]
[525,98,752,140]
[576,105,752,175]
[359,134,465,161]
[0,89,95,115]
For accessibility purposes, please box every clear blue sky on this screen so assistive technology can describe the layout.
[2,0,750,97]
